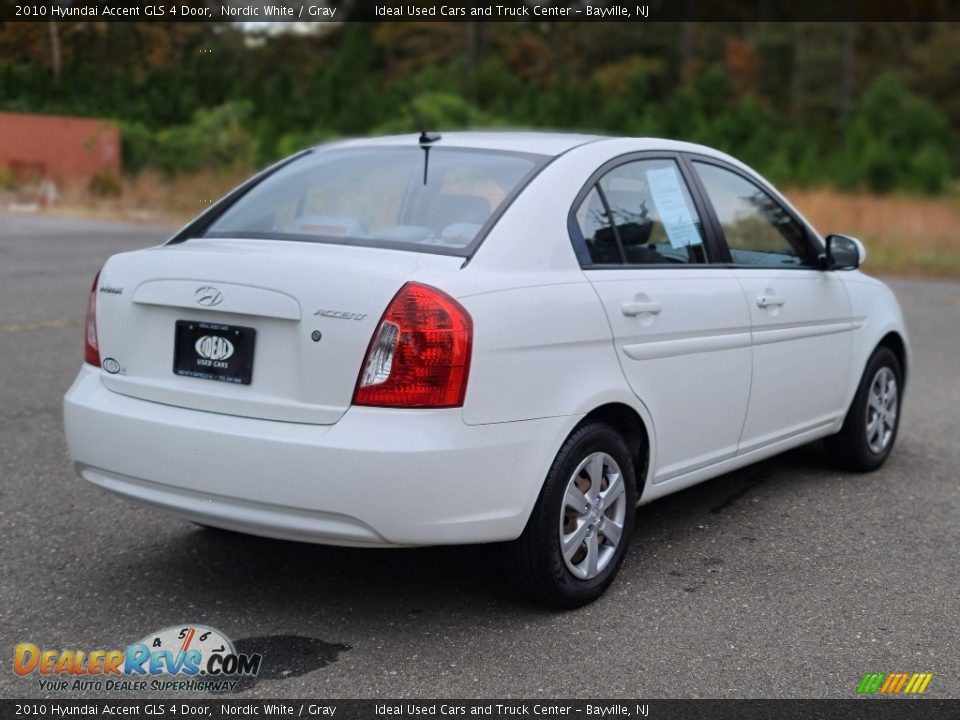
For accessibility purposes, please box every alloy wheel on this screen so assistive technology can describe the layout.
[558,452,628,580]
[865,366,898,454]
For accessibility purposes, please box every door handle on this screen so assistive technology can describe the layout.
[622,301,662,317]
[756,295,785,308]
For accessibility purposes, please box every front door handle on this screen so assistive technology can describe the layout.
[756,295,785,308]
[622,301,662,317]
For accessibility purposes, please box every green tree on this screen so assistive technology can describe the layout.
[842,73,954,193]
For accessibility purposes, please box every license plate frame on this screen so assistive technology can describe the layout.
[173,320,256,385]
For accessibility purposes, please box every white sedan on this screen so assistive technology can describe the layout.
[64,133,908,606]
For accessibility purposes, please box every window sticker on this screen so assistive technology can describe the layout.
[646,166,701,249]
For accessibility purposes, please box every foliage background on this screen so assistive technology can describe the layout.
[2,20,959,277]
[2,20,959,194]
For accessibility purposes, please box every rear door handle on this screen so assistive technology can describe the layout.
[621,301,662,317]
[756,295,785,308]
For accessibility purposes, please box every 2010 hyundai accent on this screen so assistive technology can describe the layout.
[64,132,909,606]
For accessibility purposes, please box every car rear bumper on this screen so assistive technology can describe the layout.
[64,366,573,547]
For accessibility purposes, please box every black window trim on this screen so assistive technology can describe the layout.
[567,150,726,270]
[683,153,826,270]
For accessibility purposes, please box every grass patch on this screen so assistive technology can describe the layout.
[787,187,960,279]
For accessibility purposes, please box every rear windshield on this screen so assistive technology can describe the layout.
[203,146,545,254]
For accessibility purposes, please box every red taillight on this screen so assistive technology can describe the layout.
[84,270,101,367]
[353,282,472,408]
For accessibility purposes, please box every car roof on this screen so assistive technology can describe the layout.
[325,131,604,156]
[322,131,737,160]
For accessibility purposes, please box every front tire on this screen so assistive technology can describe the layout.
[826,346,902,472]
[508,422,638,608]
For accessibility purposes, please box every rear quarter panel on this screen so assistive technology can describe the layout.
[456,281,633,426]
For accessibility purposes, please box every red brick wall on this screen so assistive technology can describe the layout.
[0,112,121,186]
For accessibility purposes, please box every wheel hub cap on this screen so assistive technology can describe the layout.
[559,451,628,580]
[865,366,898,455]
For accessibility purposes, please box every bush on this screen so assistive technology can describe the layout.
[275,129,336,157]
[153,102,258,176]
[909,143,952,194]
[88,169,123,197]
[665,66,737,141]
[763,129,825,187]
[373,92,494,135]
[0,166,17,191]
[589,57,662,136]
[861,141,899,194]
[841,74,955,194]
[119,121,153,175]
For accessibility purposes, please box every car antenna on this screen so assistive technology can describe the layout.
[419,130,442,185]
[407,97,441,185]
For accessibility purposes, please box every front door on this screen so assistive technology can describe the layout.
[690,159,853,453]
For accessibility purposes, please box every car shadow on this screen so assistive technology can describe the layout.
[632,441,836,538]
[97,441,841,618]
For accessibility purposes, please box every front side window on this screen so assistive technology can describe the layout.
[574,158,708,265]
[204,147,543,253]
[693,161,814,268]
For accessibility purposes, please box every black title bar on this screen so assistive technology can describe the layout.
[2,0,960,22]
[3,699,960,719]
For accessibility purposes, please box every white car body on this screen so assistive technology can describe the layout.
[64,133,909,555]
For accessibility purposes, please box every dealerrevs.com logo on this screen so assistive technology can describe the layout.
[14,624,261,693]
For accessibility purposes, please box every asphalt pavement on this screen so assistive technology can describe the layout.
[1,213,957,699]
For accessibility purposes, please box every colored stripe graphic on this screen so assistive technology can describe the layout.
[915,673,934,694]
[857,673,886,694]
[879,674,898,693]
[891,674,909,694]
[857,673,933,695]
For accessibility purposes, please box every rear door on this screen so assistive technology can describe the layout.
[689,158,853,452]
[573,155,753,483]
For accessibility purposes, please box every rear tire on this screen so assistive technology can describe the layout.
[508,422,637,608]
[826,346,902,472]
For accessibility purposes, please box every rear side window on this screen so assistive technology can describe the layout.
[693,161,814,267]
[204,147,543,253]
[574,187,621,264]
[574,158,708,266]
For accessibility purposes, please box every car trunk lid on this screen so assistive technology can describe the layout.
[94,238,463,424]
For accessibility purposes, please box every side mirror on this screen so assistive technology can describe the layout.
[824,234,865,271]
